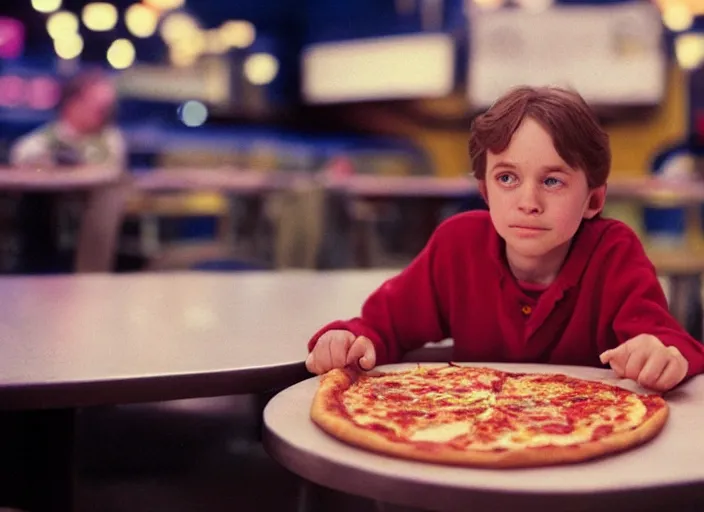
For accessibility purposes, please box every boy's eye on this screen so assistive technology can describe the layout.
[544,177,563,187]
[497,173,516,185]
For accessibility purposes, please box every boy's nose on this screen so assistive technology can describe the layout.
[517,186,543,214]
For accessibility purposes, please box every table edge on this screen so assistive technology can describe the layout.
[0,362,309,410]
[263,427,704,511]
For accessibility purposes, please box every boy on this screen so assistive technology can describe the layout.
[8,69,126,273]
[305,86,704,392]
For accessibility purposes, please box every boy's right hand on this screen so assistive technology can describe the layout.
[305,330,377,375]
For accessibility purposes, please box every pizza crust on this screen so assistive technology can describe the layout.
[310,367,669,469]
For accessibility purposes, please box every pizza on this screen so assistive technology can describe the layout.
[310,364,669,468]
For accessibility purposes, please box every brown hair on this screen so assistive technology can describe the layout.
[469,86,611,188]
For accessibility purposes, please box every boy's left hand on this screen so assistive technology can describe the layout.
[599,334,688,392]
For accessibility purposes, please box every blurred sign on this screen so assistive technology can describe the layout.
[115,58,230,105]
[302,33,455,104]
[467,2,666,108]
[0,17,24,59]
[0,74,59,110]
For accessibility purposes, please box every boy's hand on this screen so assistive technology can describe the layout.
[599,334,688,392]
[305,330,377,375]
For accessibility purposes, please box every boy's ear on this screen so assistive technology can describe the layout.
[478,180,488,205]
[584,184,607,219]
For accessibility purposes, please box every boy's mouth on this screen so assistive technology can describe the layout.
[510,225,549,231]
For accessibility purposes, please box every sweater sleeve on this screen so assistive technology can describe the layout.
[607,227,704,378]
[307,228,450,365]
[9,128,53,167]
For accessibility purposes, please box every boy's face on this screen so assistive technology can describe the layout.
[63,81,116,135]
[482,117,605,260]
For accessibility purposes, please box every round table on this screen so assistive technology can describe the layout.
[0,270,400,409]
[0,269,396,512]
[0,165,126,273]
[264,362,704,512]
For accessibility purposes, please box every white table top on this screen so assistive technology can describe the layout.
[264,362,704,512]
[0,165,120,190]
[132,168,299,193]
[0,270,397,410]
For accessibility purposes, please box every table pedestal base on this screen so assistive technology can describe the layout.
[0,409,75,512]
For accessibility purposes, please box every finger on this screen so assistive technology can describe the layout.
[636,353,669,389]
[330,333,354,369]
[599,348,616,365]
[314,338,333,374]
[345,337,368,369]
[601,347,627,377]
[649,359,682,391]
[609,359,626,378]
[361,337,377,369]
[305,353,317,374]
[306,346,327,375]
[653,358,686,392]
[600,345,630,371]
[346,336,376,370]
[666,346,689,377]
[623,348,649,381]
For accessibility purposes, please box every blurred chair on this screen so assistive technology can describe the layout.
[647,248,704,341]
[144,240,267,272]
[266,177,328,269]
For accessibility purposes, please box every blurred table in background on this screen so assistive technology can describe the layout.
[128,167,315,266]
[0,165,126,273]
[73,167,704,338]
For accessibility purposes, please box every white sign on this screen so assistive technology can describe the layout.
[467,2,666,108]
[302,33,455,104]
[115,59,230,105]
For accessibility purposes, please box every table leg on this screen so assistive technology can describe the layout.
[295,480,377,512]
[252,390,279,442]
[668,275,703,341]
[75,180,130,273]
[0,409,76,512]
[295,480,332,512]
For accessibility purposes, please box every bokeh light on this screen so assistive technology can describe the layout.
[0,76,25,107]
[160,12,199,42]
[144,0,185,11]
[54,33,84,60]
[82,3,118,32]
[178,100,208,127]
[47,11,79,40]
[675,33,704,70]
[125,3,159,38]
[31,0,62,14]
[662,3,693,32]
[26,77,61,110]
[244,53,279,85]
[107,38,136,69]
[219,20,256,49]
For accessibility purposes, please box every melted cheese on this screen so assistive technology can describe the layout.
[424,390,494,405]
[411,422,471,442]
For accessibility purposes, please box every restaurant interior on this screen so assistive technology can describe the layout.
[0,0,702,511]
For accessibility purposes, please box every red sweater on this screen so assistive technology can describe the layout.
[309,211,704,377]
